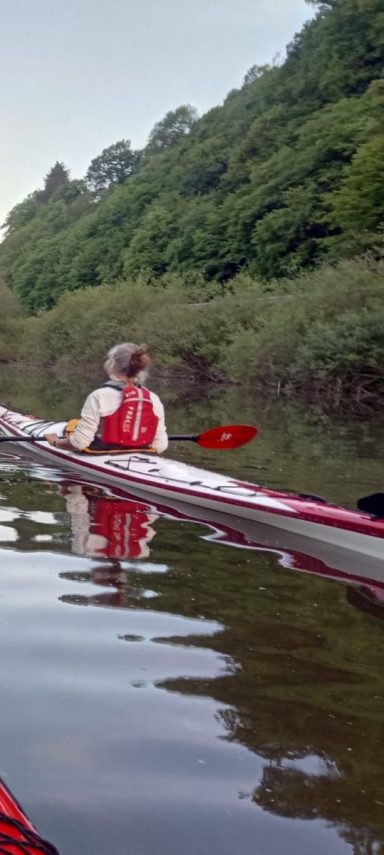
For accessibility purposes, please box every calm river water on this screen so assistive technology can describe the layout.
[0,370,383,855]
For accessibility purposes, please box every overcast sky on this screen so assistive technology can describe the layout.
[0,0,313,226]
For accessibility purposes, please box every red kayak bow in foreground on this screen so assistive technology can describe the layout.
[0,778,58,854]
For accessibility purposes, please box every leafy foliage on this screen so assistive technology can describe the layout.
[37,161,70,203]
[0,0,384,320]
[8,257,384,405]
[146,105,198,152]
[85,140,140,194]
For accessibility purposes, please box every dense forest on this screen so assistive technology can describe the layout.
[0,0,383,403]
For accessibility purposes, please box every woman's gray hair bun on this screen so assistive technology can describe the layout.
[104,343,151,380]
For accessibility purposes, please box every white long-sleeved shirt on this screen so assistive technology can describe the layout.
[69,385,168,453]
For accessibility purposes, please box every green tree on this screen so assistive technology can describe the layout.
[146,105,198,152]
[305,0,336,7]
[330,135,384,234]
[1,0,384,311]
[85,140,140,194]
[37,161,70,203]
[243,64,271,85]
[1,194,40,236]
[123,203,178,277]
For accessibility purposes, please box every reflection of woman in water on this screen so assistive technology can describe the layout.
[59,563,134,609]
[61,484,158,560]
[58,484,160,609]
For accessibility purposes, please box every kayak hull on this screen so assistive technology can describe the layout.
[0,406,383,561]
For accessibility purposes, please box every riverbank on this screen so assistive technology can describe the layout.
[1,256,383,408]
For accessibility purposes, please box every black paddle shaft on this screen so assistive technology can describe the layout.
[0,434,197,444]
[0,435,46,442]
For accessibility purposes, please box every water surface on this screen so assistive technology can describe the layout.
[0,372,383,854]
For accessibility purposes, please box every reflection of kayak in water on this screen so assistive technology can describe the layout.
[0,777,58,853]
[1,405,384,560]
[58,479,384,594]
[347,584,384,619]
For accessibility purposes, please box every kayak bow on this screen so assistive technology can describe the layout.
[0,777,58,854]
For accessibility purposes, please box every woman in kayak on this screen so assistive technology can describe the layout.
[46,342,168,453]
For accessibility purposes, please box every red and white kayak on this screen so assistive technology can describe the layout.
[0,405,383,561]
[0,777,58,853]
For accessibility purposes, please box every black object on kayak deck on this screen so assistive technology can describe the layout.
[357,492,384,518]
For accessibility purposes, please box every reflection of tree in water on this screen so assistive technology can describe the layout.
[57,532,384,853]
[0,478,67,551]
[141,556,384,854]
[254,764,383,853]
[9,472,384,853]
[159,659,384,852]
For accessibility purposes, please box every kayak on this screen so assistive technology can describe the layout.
[0,777,58,853]
[0,405,383,560]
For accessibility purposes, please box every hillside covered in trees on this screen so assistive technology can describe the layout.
[0,0,383,406]
[0,0,383,314]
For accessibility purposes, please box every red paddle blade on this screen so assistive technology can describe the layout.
[197,424,258,450]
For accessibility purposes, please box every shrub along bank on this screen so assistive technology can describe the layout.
[1,257,383,407]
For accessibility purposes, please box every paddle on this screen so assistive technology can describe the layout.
[168,424,257,449]
[0,424,258,451]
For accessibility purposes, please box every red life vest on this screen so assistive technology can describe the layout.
[102,385,158,447]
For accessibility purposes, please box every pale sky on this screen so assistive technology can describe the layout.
[0,0,313,226]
